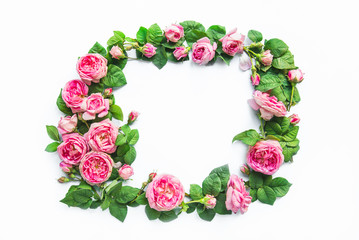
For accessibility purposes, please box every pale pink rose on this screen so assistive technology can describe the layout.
[59,161,72,173]
[191,37,217,65]
[118,164,134,180]
[142,43,157,58]
[81,93,110,120]
[79,151,114,185]
[251,73,260,86]
[288,69,304,83]
[202,195,216,209]
[173,46,189,60]
[165,24,184,42]
[261,50,273,66]
[240,164,250,175]
[127,111,139,124]
[219,28,245,56]
[85,119,118,154]
[225,175,252,214]
[58,114,77,135]
[289,114,300,125]
[239,52,252,71]
[76,53,108,85]
[247,140,284,175]
[109,45,124,59]
[57,133,89,165]
[248,90,287,121]
[62,79,89,113]
[146,174,185,211]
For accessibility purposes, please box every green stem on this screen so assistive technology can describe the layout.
[91,186,101,200]
[125,56,138,60]
[289,83,295,111]
[185,200,201,205]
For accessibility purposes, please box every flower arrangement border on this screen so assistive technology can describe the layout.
[45,20,303,222]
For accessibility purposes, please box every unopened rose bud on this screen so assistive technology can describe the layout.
[124,45,132,51]
[289,114,300,125]
[173,46,189,60]
[140,43,157,58]
[200,195,216,209]
[288,69,304,83]
[240,164,250,175]
[148,172,157,181]
[260,50,273,66]
[68,173,76,178]
[118,164,134,180]
[128,111,139,125]
[59,161,72,173]
[251,73,260,86]
[104,88,113,97]
[58,115,77,135]
[58,177,70,183]
[109,45,124,60]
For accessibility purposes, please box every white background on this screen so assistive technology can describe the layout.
[1,0,358,239]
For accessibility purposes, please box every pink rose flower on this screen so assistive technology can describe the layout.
[85,119,118,154]
[191,37,217,65]
[118,164,134,180]
[173,46,189,60]
[289,114,300,125]
[248,90,287,121]
[225,175,252,214]
[288,69,304,83]
[81,93,110,121]
[109,45,124,59]
[62,79,88,113]
[251,73,260,86]
[142,43,157,58]
[247,140,284,175]
[239,52,252,71]
[146,174,185,211]
[58,114,77,135]
[127,111,139,125]
[76,53,108,85]
[59,161,72,173]
[57,133,89,165]
[165,24,184,43]
[79,151,114,185]
[261,50,273,66]
[219,28,245,56]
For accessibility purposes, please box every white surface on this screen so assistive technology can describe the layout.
[1,0,358,239]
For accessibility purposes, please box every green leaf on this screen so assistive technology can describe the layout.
[147,23,163,45]
[136,27,148,45]
[270,86,287,103]
[263,175,273,186]
[124,146,136,165]
[214,193,231,215]
[121,124,131,135]
[249,171,263,188]
[136,193,148,205]
[257,186,276,205]
[88,42,107,57]
[189,184,203,200]
[185,30,207,47]
[90,200,102,209]
[46,125,60,141]
[116,186,140,204]
[256,73,282,92]
[152,46,168,69]
[109,104,123,121]
[282,126,299,142]
[162,38,185,49]
[248,30,263,42]
[115,134,127,146]
[249,188,257,202]
[101,195,111,210]
[102,64,127,88]
[218,53,233,66]
[106,181,122,198]
[197,206,216,221]
[282,145,300,162]
[45,142,60,152]
[202,173,221,196]
[109,202,128,222]
[56,89,73,115]
[159,210,178,222]
[117,143,130,157]
[272,51,295,70]
[127,129,139,145]
[270,177,292,197]
[107,31,125,46]
[72,189,93,203]
[88,82,105,95]
[264,38,288,58]
[109,167,120,180]
[145,204,161,220]
[287,138,300,147]
[206,25,226,42]
[232,129,261,146]
[180,20,205,35]
[210,164,230,192]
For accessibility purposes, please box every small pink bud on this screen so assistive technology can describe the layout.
[288,69,304,83]
[128,111,139,125]
[149,172,157,181]
[289,114,300,125]
[118,164,134,180]
[141,43,156,58]
[104,88,113,97]
[200,195,217,209]
[260,50,273,66]
[58,177,70,183]
[173,46,189,60]
[251,73,260,86]
[240,164,250,175]
[59,161,72,173]
[109,45,124,59]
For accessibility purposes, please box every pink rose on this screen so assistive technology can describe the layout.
[57,133,89,165]
[79,151,114,185]
[58,114,77,135]
[247,140,284,175]
[59,161,72,173]
[219,28,245,56]
[146,174,185,211]
[109,45,124,59]
[225,175,252,214]
[118,164,134,180]
[142,43,157,58]
[201,195,216,209]
[76,53,108,85]
[191,37,217,65]
[261,50,273,66]
[127,111,139,125]
[81,93,110,120]
[289,114,300,125]
[288,69,304,83]
[85,119,118,154]
[251,73,260,86]
[62,79,89,113]
[165,24,184,42]
[173,46,189,60]
[248,90,287,121]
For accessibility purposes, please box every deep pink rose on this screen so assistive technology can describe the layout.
[251,73,260,86]
[288,69,304,83]
[76,53,108,85]
[219,28,245,56]
[289,114,300,125]
[261,50,273,66]
[146,174,185,211]
[81,93,110,120]
[225,175,252,214]
[118,164,134,180]
[59,161,72,173]
[128,111,139,124]
[79,151,114,185]
[109,45,124,59]
[85,119,118,154]
[173,46,189,60]
[191,37,217,65]
[248,90,287,120]
[62,79,88,113]
[247,140,284,175]
[165,24,184,42]
[142,43,157,58]
[57,133,89,165]
[58,114,77,135]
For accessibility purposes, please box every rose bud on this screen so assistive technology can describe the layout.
[141,43,157,58]
[289,114,300,125]
[173,46,190,60]
[58,114,77,135]
[118,164,134,180]
[109,45,124,59]
[240,164,250,175]
[128,111,139,125]
[260,50,273,66]
[149,172,157,181]
[58,177,70,183]
[104,88,113,97]
[59,161,72,173]
[251,73,260,86]
[200,195,217,209]
[164,24,184,43]
[288,69,304,83]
